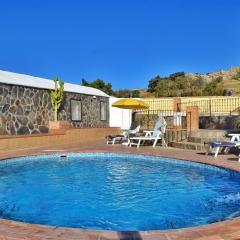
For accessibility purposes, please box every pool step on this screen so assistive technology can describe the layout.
[170,137,228,151]
[169,129,233,151]
[189,129,228,139]
[169,141,206,151]
[187,136,227,144]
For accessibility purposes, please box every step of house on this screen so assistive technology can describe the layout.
[190,129,229,139]
[187,136,228,144]
[169,141,206,151]
[169,129,234,151]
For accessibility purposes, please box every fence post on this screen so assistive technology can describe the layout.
[186,106,199,133]
[147,110,150,130]
[173,97,182,130]
[173,97,181,112]
[209,98,212,116]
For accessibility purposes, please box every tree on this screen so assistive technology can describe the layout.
[154,79,168,97]
[183,76,205,96]
[114,89,140,98]
[81,78,114,95]
[174,76,188,96]
[234,71,240,81]
[131,90,140,98]
[81,78,89,86]
[191,76,205,96]
[203,77,224,96]
[155,78,177,97]
[147,71,226,97]
[81,78,141,97]
[147,75,161,92]
[169,72,185,81]
[148,72,187,97]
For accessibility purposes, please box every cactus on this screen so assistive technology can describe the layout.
[50,78,64,121]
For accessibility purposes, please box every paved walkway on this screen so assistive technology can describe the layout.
[0,141,240,240]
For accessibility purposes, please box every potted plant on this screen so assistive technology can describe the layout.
[234,116,240,132]
[49,78,70,131]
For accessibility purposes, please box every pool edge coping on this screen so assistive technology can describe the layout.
[0,148,240,240]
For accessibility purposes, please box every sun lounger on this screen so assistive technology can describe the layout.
[106,121,140,145]
[106,135,129,145]
[129,117,167,148]
[122,121,140,136]
[206,141,240,159]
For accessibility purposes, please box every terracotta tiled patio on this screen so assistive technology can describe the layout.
[0,140,240,240]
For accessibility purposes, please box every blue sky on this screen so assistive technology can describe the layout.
[0,0,239,90]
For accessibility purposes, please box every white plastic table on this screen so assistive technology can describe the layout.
[143,131,154,137]
[228,133,240,142]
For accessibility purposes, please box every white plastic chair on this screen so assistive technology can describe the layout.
[129,117,167,148]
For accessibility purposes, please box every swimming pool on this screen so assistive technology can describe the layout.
[0,153,240,231]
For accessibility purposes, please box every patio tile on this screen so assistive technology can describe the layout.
[0,140,240,240]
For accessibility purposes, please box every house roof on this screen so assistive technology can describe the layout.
[0,70,109,97]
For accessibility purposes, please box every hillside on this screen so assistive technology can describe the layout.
[188,66,240,93]
[141,66,240,98]
[81,66,240,98]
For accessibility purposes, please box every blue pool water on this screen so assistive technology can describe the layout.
[0,153,240,231]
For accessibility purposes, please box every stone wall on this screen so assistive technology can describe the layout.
[133,112,187,130]
[0,83,109,135]
[58,92,109,128]
[199,116,238,130]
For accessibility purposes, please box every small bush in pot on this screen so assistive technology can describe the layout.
[234,117,240,131]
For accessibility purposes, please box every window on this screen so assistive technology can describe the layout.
[71,100,82,121]
[100,101,107,121]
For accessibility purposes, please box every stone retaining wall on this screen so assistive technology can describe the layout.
[199,116,238,130]
[0,83,109,135]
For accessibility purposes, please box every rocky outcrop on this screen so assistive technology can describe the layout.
[187,66,240,82]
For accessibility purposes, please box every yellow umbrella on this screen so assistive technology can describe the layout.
[112,98,149,110]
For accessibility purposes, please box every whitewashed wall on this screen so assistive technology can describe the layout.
[109,97,132,129]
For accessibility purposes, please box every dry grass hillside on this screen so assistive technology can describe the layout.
[188,66,240,92]
[140,66,240,98]
[139,90,154,98]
